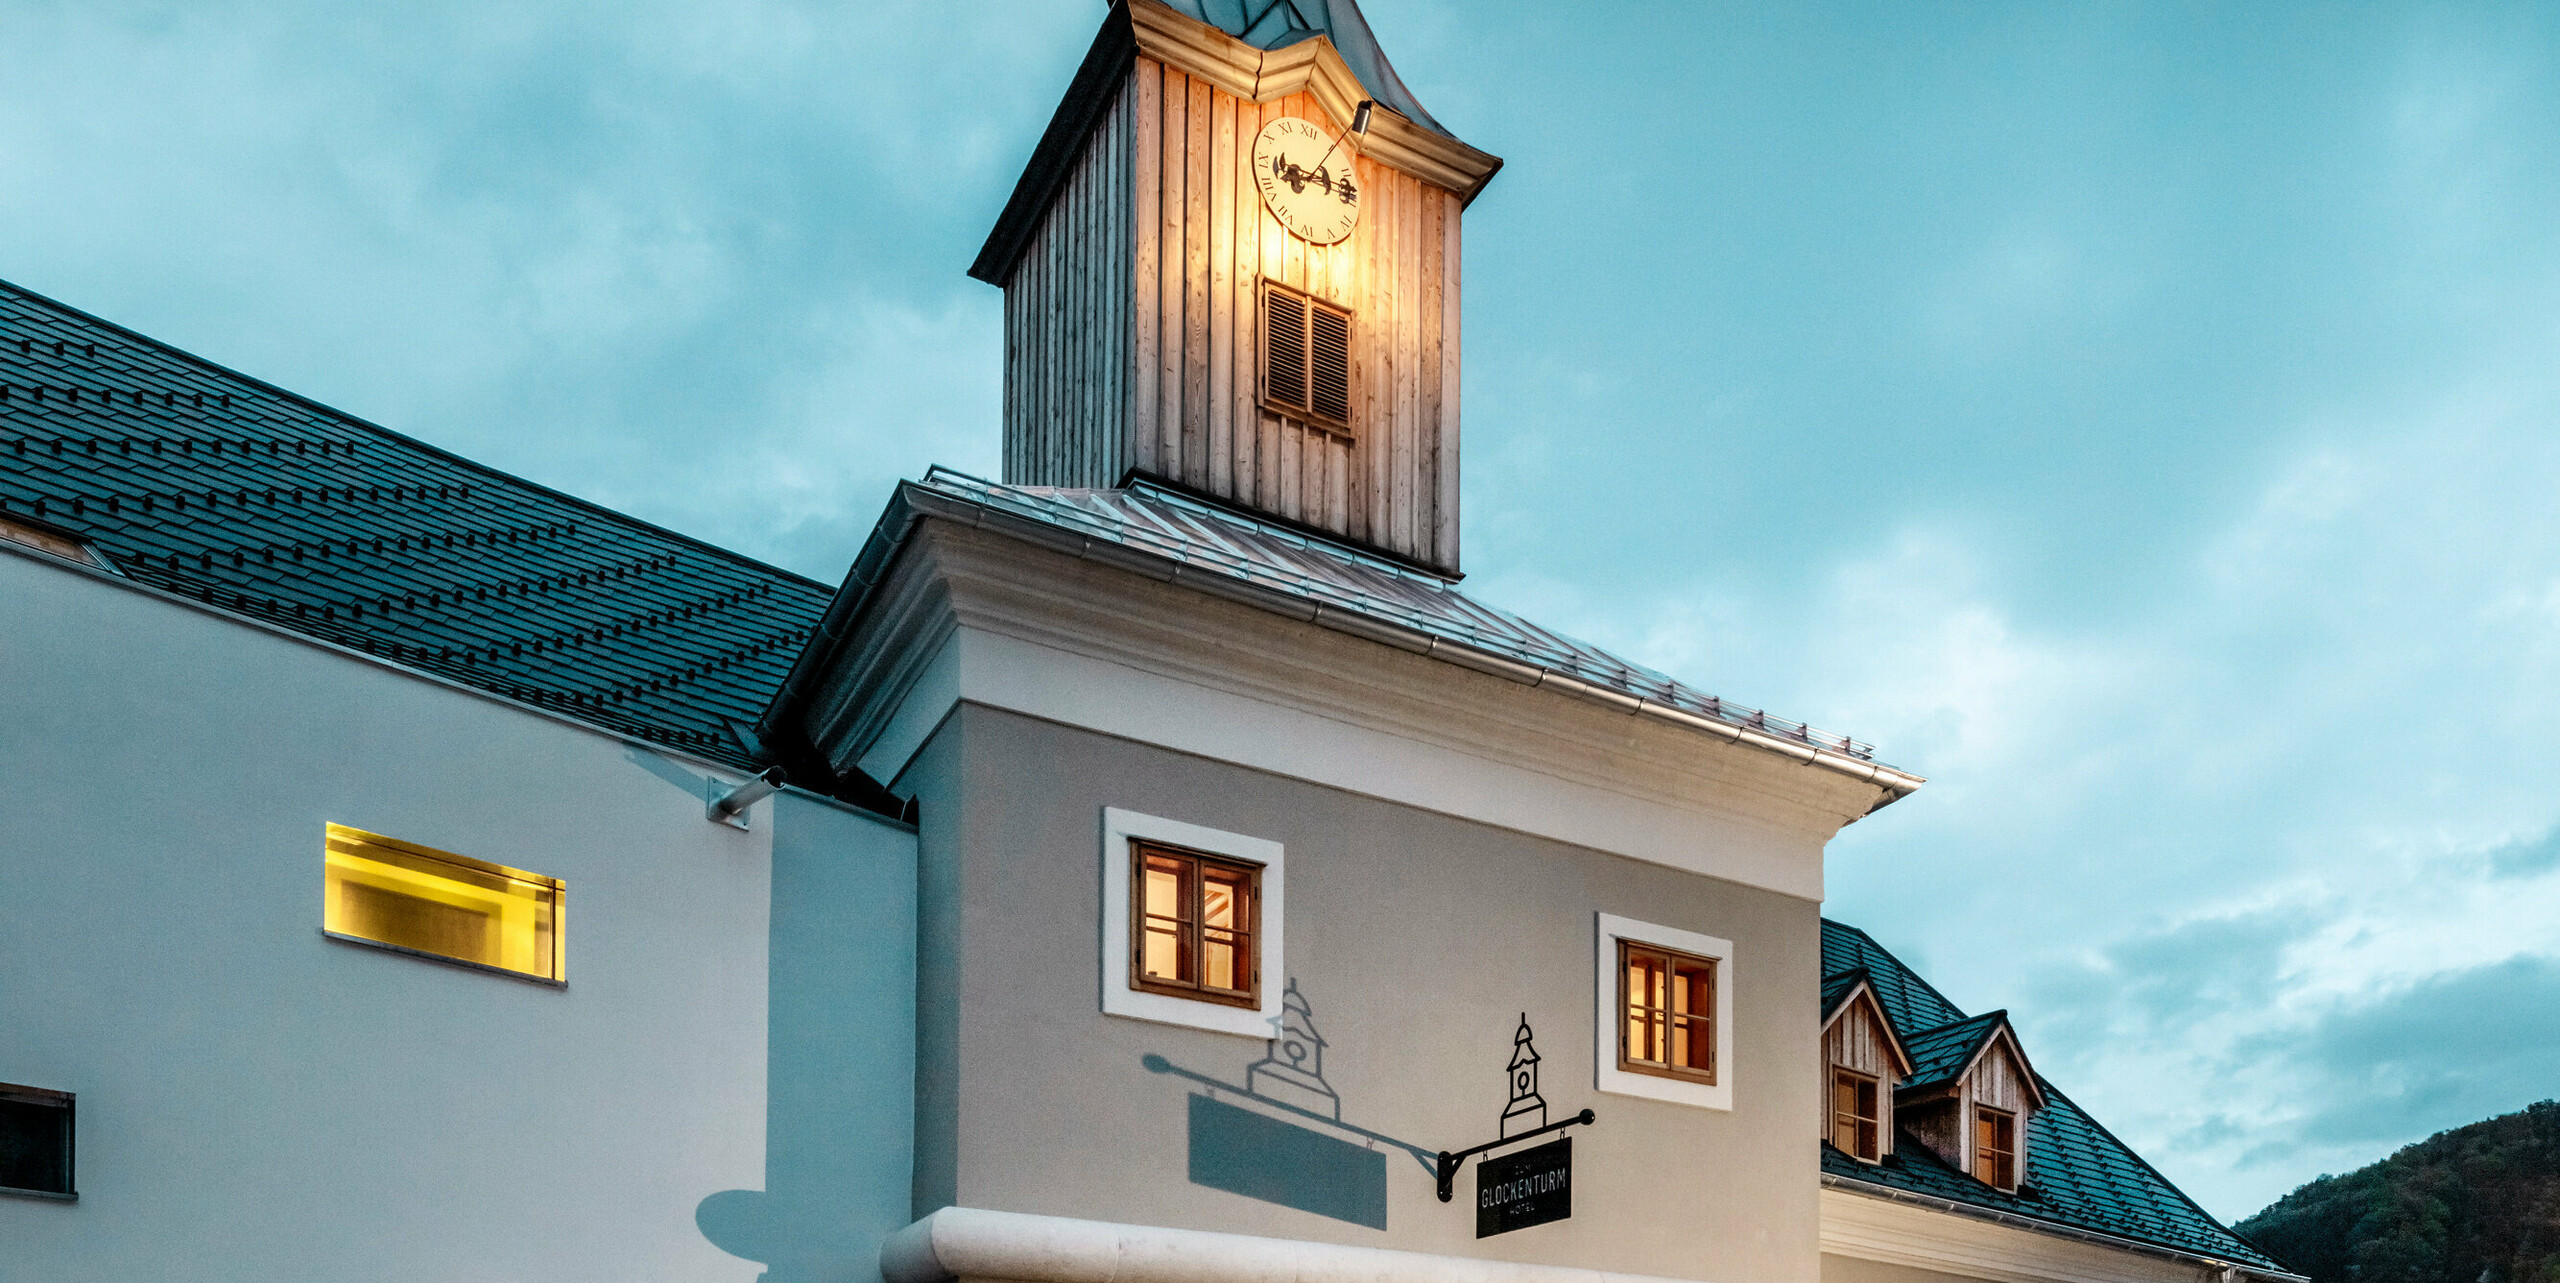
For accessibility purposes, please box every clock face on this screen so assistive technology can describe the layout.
[1252,116,1360,245]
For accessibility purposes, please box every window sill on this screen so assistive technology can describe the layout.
[0,1186,77,1202]
[1617,1061,1718,1088]
[323,931,567,989]
[1257,398,1356,440]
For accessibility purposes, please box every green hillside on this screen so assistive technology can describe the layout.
[2238,1101,2560,1283]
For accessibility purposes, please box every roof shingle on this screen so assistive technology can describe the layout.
[0,277,830,768]
[1821,920,2292,1275]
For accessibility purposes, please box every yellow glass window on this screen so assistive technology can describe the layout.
[1833,1069,1881,1161]
[325,824,563,982]
[1975,1106,2017,1190]
[1129,840,1259,1008]
[1620,941,1716,1083]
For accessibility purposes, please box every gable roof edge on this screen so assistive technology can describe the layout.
[1820,971,1916,1078]
[1960,1017,2049,1110]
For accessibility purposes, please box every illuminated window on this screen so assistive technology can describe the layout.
[1130,840,1261,1009]
[1100,809,1283,1038]
[1974,1105,2018,1191]
[1260,281,1353,432]
[1593,914,1733,1110]
[0,513,108,570]
[324,824,563,982]
[1619,941,1716,1084]
[1832,1069,1881,1162]
[0,1083,75,1200]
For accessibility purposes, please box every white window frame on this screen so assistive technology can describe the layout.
[1594,912,1734,1111]
[1101,808,1284,1038]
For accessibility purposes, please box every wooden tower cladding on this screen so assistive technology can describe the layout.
[972,0,1501,577]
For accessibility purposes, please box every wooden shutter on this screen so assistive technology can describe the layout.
[1309,304,1351,423]
[1260,281,1353,433]
[1263,286,1309,414]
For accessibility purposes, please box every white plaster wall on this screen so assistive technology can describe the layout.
[0,549,899,1281]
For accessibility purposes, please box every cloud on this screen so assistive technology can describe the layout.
[1471,347,2560,1218]
[11,0,2560,1232]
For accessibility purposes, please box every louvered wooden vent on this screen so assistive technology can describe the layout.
[1260,282,1353,434]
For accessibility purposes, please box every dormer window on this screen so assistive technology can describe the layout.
[1832,1069,1881,1162]
[1820,970,1912,1163]
[1975,1105,2018,1191]
[1883,1008,2044,1192]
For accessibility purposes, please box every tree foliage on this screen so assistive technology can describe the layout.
[2240,1102,2560,1283]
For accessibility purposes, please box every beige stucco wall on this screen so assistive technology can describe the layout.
[1825,1253,1998,1283]
[906,702,1826,1283]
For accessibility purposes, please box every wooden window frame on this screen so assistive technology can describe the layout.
[1128,839,1263,1010]
[1831,1068,1882,1162]
[1974,1104,2019,1191]
[1617,939,1718,1086]
[1594,914,1732,1111]
[1257,279,1355,438]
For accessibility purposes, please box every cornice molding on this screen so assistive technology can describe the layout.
[807,518,1885,900]
[1125,0,1504,201]
[1820,1183,2295,1283]
[884,1206,1711,1283]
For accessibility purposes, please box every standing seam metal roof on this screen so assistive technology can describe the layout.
[0,277,830,769]
[934,469,1892,765]
[1820,920,2292,1275]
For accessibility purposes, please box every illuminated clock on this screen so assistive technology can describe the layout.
[1252,116,1361,245]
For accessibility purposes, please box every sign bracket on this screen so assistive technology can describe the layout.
[1433,1108,1594,1203]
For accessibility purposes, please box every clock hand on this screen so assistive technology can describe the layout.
[1303,100,1374,192]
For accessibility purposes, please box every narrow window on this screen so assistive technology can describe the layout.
[324,824,564,982]
[0,1084,75,1199]
[1974,1105,2018,1190]
[1831,1069,1880,1161]
[1260,281,1353,433]
[0,514,107,569]
[1619,941,1716,1083]
[1130,839,1261,1008]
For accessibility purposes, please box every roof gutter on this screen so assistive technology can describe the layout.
[761,482,1925,809]
[1822,1174,2308,1283]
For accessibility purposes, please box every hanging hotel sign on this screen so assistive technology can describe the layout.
[1434,1015,1593,1238]
[1253,116,1361,245]
[1478,1137,1573,1238]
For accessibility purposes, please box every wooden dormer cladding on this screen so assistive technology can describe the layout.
[975,0,1501,577]
[1895,1015,2048,1192]
[1821,975,1913,1162]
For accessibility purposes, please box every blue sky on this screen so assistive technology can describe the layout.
[8,0,2559,1220]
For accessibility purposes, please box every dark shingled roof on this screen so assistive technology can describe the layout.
[1900,1010,2007,1091]
[1820,920,2293,1276]
[0,277,831,769]
[1821,968,1872,1021]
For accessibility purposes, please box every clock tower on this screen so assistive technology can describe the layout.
[970,0,1501,577]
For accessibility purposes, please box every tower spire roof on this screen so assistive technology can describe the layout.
[1154,0,1449,135]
